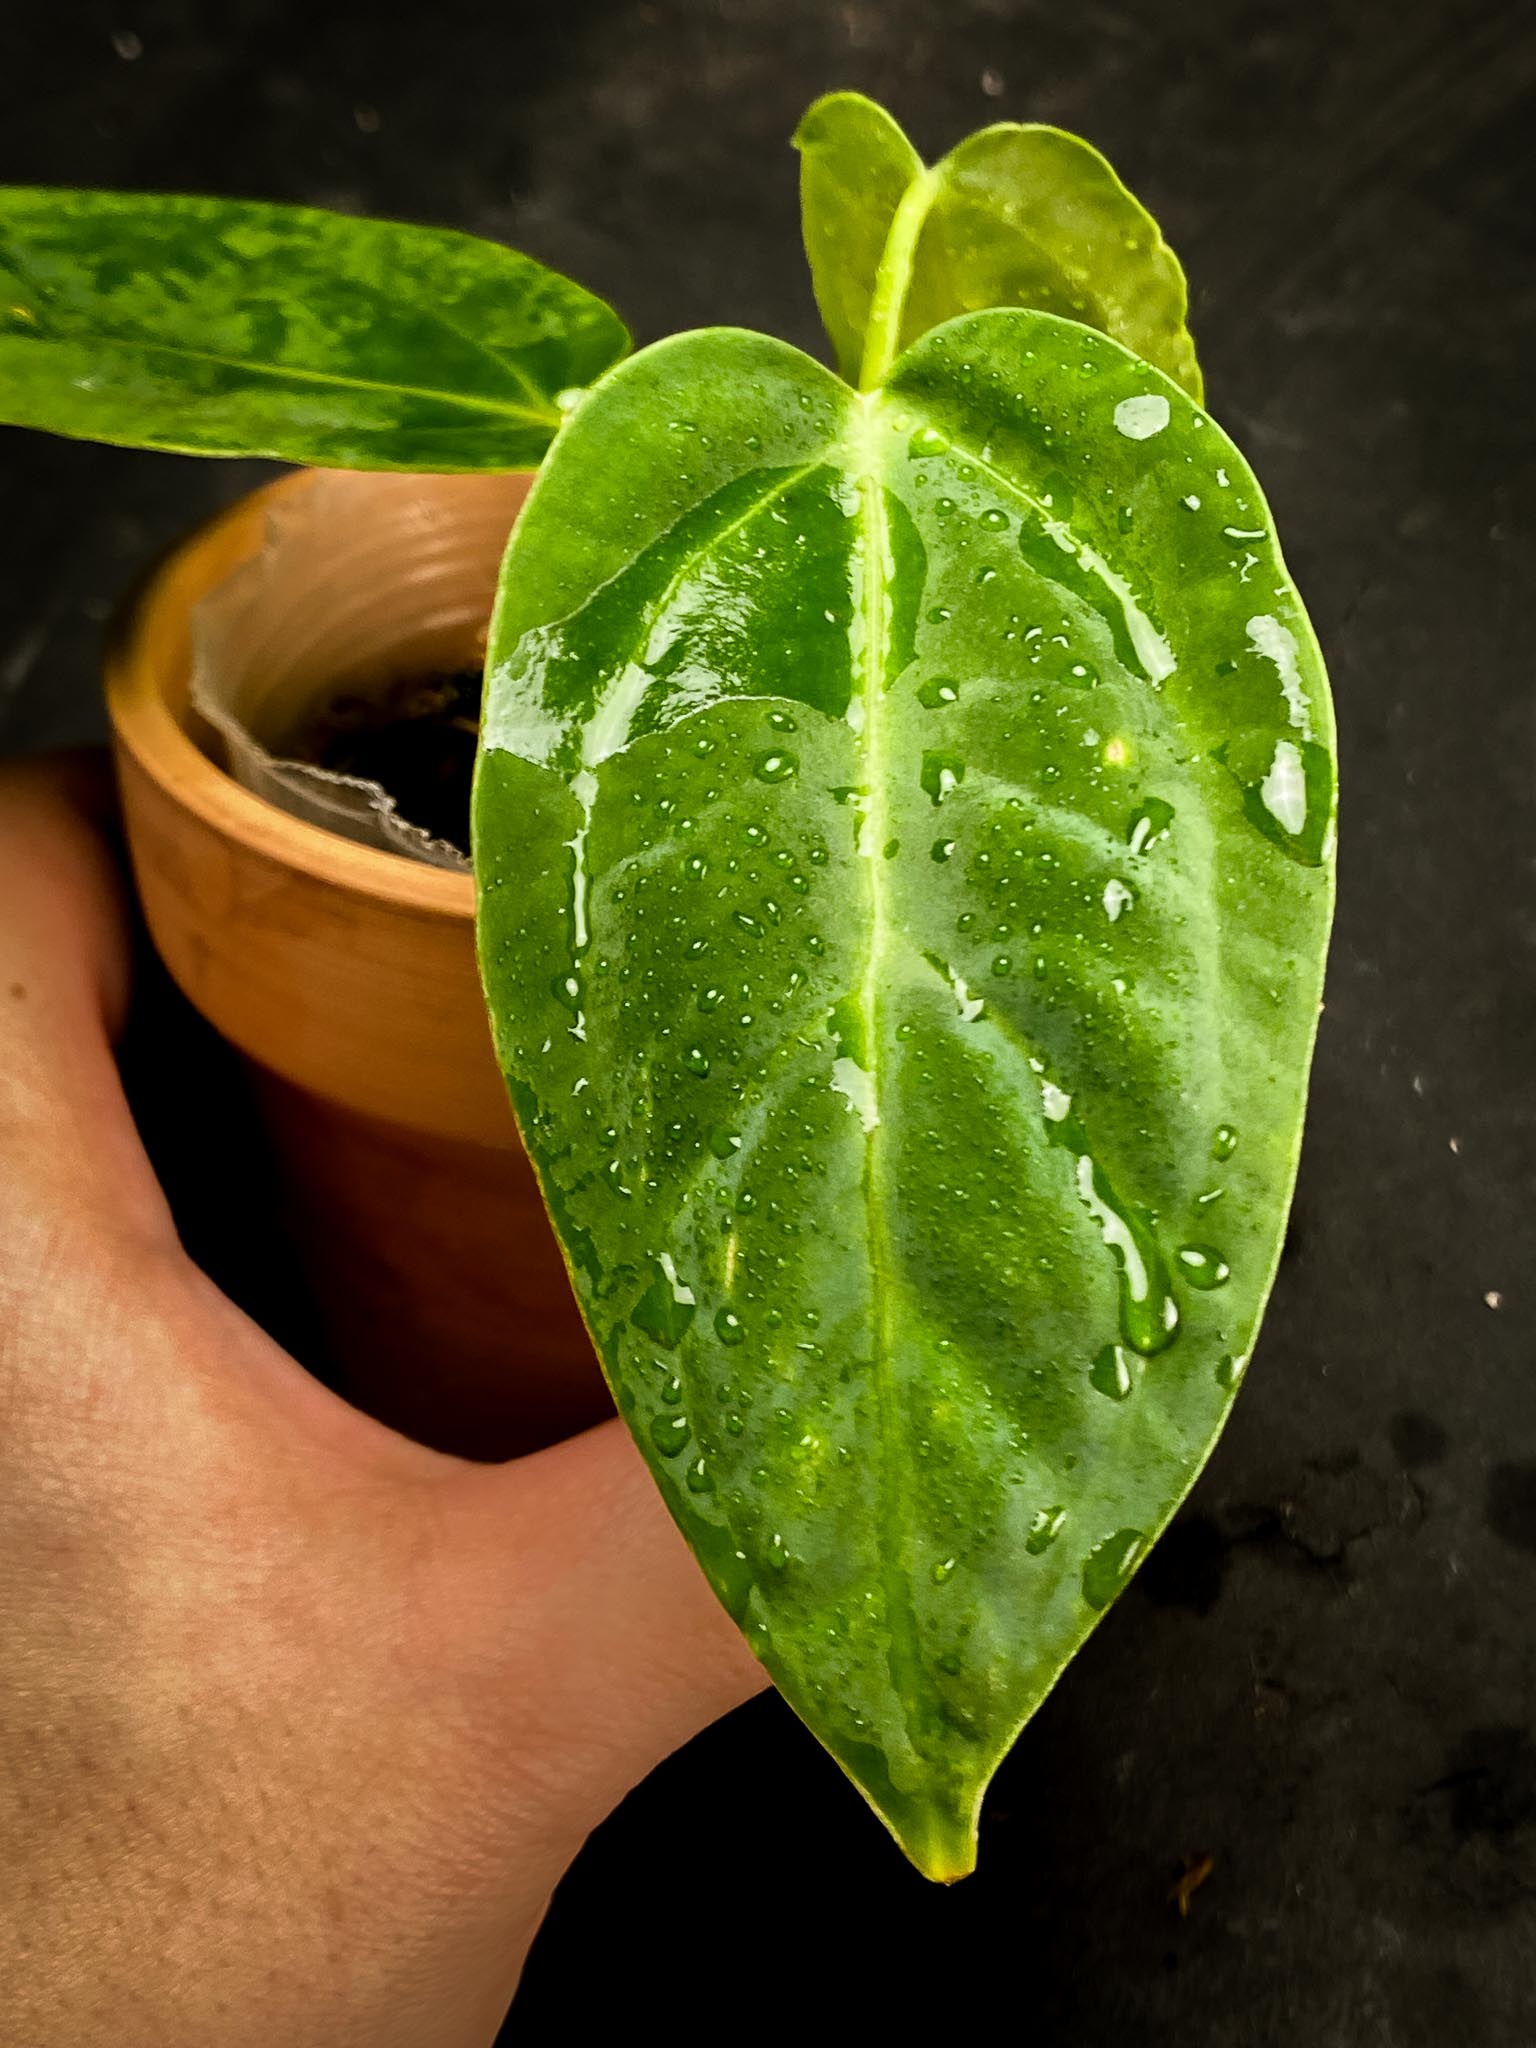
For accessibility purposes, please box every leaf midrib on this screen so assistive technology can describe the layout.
[849,397,929,1759]
[858,167,937,391]
[1,323,564,427]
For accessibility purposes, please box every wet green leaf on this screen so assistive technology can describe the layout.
[795,91,1201,398]
[0,190,628,467]
[473,311,1333,1879]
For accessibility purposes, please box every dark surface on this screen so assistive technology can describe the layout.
[3,2,1533,2041]
[293,667,483,856]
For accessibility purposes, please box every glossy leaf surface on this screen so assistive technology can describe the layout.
[0,190,628,468]
[795,91,1201,398]
[473,311,1333,1878]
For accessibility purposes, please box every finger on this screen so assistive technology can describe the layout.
[445,1417,769,1841]
[0,752,131,1035]
[0,752,173,1244]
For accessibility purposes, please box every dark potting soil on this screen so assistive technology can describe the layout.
[289,669,483,855]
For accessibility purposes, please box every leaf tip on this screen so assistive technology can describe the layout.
[892,1800,980,1885]
[911,1839,979,1888]
[791,87,873,151]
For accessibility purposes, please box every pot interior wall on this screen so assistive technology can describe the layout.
[196,468,521,748]
[191,469,526,866]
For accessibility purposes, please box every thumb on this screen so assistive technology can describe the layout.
[445,1417,770,1842]
[0,752,174,1246]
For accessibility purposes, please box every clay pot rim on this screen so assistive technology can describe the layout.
[105,467,480,926]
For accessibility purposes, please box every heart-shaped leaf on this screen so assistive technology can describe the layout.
[795,91,1202,398]
[473,310,1333,1879]
[0,190,628,467]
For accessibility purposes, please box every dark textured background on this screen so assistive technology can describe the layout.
[2,2,1533,2040]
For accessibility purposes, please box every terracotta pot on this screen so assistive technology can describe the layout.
[105,468,608,1459]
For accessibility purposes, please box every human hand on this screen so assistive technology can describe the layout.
[0,755,766,2046]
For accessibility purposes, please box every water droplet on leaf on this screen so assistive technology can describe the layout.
[1103,878,1133,921]
[1178,1244,1231,1289]
[1090,1343,1135,1400]
[1082,1527,1145,1608]
[685,1455,714,1494]
[1127,798,1175,853]
[921,752,966,805]
[650,1412,691,1458]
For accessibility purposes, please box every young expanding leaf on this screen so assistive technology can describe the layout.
[0,190,628,469]
[793,93,923,384]
[473,310,1334,1878]
[795,91,1201,398]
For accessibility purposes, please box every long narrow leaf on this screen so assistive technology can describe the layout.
[0,190,628,468]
